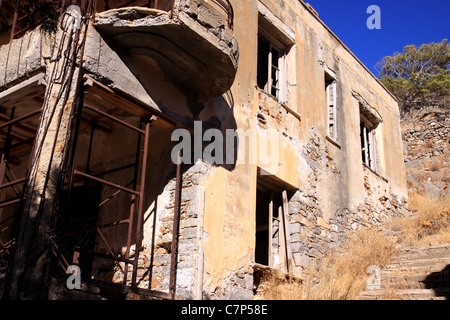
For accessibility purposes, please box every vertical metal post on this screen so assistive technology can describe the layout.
[170,150,182,300]
[10,1,19,42]
[4,107,15,160]
[0,108,15,200]
[66,83,85,203]
[131,122,150,286]
[0,155,6,199]
[123,124,142,285]
[60,0,67,14]
[85,122,95,176]
[123,194,135,285]
[169,0,175,19]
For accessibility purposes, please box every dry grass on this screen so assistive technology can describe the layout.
[257,193,450,300]
[258,229,397,300]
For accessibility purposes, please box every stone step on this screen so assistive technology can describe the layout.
[397,249,450,256]
[360,288,450,300]
[398,243,450,252]
[383,270,449,282]
[382,263,449,276]
[394,251,450,263]
[381,276,450,290]
[359,243,450,300]
[396,244,450,259]
[384,256,450,270]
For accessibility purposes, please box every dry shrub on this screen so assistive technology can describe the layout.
[257,271,303,300]
[407,192,449,214]
[390,193,450,246]
[427,162,441,172]
[258,229,397,300]
[425,140,435,149]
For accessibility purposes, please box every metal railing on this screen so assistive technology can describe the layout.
[0,108,42,283]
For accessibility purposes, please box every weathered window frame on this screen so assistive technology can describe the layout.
[256,3,295,106]
[325,74,337,141]
[257,30,288,103]
[360,112,378,171]
[255,174,293,273]
[353,91,382,173]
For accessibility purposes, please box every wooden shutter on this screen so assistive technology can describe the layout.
[281,191,293,273]
[327,81,337,139]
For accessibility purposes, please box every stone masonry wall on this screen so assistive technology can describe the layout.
[286,134,409,277]
[402,107,450,199]
[149,163,207,299]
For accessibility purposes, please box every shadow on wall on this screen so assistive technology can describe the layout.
[424,264,450,300]
[124,52,240,172]
[49,55,238,297]
[3,29,240,298]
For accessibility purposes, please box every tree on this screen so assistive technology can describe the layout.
[376,39,450,114]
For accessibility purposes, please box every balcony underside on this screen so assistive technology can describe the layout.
[94,7,238,98]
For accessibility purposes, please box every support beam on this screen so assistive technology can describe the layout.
[7,6,92,299]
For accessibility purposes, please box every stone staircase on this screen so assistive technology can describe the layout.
[360,243,450,300]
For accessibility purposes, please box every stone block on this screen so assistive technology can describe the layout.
[181,217,198,228]
[291,241,306,254]
[181,186,199,202]
[197,5,224,29]
[288,201,302,214]
[181,226,197,239]
[316,217,331,229]
[297,215,311,227]
[293,253,312,268]
[290,222,302,234]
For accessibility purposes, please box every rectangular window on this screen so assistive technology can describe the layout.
[257,34,287,102]
[255,175,293,273]
[325,74,337,140]
[255,185,281,267]
[360,114,377,170]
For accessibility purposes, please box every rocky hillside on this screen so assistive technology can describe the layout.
[401,106,449,200]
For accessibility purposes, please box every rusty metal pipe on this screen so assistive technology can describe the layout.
[131,122,150,286]
[73,169,140,196]
[0,177,26,190]
[9,0,19,42]
[84,105,145,135]
[123,194,136,285]
[0,198,21,209]
[0,109,42,131]
[124,123,142,284]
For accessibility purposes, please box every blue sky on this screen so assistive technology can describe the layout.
[305,0,450,76]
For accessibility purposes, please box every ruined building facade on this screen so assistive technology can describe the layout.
[0,0,408,300]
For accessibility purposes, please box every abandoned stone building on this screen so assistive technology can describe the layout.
[0,0,409,300]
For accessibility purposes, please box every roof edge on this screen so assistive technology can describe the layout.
[298,1,399,103]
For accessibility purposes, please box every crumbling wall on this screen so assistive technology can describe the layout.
[101,159,207,297]
[402,107,450,199]
[284,132,409,277]
[0,0,411,301]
